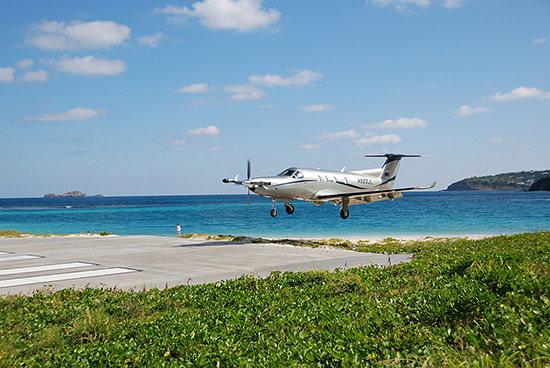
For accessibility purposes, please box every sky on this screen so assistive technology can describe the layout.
[1,0,549,197]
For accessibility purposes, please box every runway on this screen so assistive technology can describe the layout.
[0,235,413,296]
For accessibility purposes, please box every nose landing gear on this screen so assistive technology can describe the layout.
[270,200,295,217]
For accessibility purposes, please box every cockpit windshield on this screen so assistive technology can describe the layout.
[277,168,304,179]
[278,169,296,177]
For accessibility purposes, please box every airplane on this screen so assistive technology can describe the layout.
[222,153,436,219]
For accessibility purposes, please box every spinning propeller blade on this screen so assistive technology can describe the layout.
[247,159,251,207]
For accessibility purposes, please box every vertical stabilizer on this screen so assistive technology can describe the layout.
[365,153,425,190]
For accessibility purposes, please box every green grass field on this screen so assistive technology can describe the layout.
[1,232,549,367]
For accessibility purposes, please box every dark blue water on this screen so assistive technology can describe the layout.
[0,192,549,238]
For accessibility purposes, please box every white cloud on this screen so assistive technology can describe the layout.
[354,134,402,147]
[300,144,320,150]
[300,104,336,112]
[363,117,427,129]
[489,138,504,144]
[259,104,278,109]
[188,125,221,136]
[489,86,550,102]
[154,5,188,16]
[138,32,163,47]
[16,58,34,69]
[154,0,281,32]
[178,83,215,93]
[224,84,267,100]
[24,108,106,122]
[51,55,126,76]
[455,105,492,116]
[165,137,221,151]
[315,129,361,140]
[370,0,430,11]
[169,139,187,151]
[441,0,463,8]
[0,67,15,82]
[249,70,323,87]
[369,0,464,11]
[533,37,547,45]
[26,20,130,50]
[21,70,49,83]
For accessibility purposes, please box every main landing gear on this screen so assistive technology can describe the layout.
[270,200,295,217]
[340,197,350,220]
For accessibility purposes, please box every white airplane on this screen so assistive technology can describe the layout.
[222,153,436,219]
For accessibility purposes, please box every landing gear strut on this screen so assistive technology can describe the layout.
[270,200,277,217]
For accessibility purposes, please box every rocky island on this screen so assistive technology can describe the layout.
[445,170,550,191]
[44,191,104,198]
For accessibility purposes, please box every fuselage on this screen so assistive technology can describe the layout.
[242,167,384,202]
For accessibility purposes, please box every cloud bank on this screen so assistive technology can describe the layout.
[489,86,550,102]
[154,0,281,32]
[26,20,130,50]
[23,108,106,122]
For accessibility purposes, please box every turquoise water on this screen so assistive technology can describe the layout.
[0,192,549,238]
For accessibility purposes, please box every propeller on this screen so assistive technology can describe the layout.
[247,159,251,207]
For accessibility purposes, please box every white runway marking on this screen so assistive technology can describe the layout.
[0,255,42,262]
[0,268,138,288]
[0,262,95,276]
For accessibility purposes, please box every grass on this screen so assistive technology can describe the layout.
[0,229,115,238]
[1,232,549,367]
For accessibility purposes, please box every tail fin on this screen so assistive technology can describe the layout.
[365,153,428,190]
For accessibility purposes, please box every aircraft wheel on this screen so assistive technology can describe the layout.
[285,204,295,214]
[270,208,277,217]
[340,209,349,219]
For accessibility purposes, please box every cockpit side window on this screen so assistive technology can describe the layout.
[292,171,304,179]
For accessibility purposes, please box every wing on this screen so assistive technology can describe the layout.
[313,181,437,206]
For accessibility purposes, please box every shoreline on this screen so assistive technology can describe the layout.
[1,231,498,243]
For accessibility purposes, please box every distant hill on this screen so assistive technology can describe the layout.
[44,191,103,198]
[445,170,550,191]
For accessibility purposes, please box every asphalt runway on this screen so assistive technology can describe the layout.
[0,235,413,296]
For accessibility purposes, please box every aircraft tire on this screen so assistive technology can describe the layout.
[340,209,349,219]
[270,208,277,217]
[285,204,295,214]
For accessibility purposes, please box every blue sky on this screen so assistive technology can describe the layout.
[1,0,549,197]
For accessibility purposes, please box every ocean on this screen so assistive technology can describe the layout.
[0,191,549,238]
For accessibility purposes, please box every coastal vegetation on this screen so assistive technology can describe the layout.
[1,232,549,367]
[0,229,114,238]
[445,170,550,191]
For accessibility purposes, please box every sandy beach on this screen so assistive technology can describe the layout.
[0,234,445,296]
